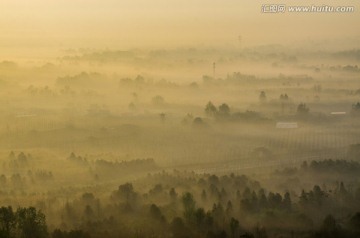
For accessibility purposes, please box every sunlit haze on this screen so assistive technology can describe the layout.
[1,0,360,59]
[0,1,360,238]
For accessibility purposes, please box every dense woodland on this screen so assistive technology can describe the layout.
[1,163,360,238]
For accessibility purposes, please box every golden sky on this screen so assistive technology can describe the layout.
[0,0,359,54]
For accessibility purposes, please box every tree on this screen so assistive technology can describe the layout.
[83,205,93,221]
[297,103,309,115]
[259,91,266,102]
[299,190,308,207]
[16,207,48,238]
[268,192,282,209]
[0,206,16,238]
[193,117,206,127]
[194,208,206,226]
[159,113,166,123]
[230,217,239,238]
[169,188,177,201]
[205,101,218,117]
[280,94,289,114]
[301,161,308,170]
[149,204,165,222]
[253,225,268,238]
[201,190,207,203]
[118,183,135,201]
[258,189,268,209]
[283,192,291,211]
[128,102,136,111]
[182,192,196,222]
[280,94,289,101]
[208,175,219,186]
[321,215,341,238]
[11,174,23,188]
[352,102,360,115]
[0,206,49,238]
[218,103,230,117]
[152,95,165,105]
[182,113,194,125]
[112,183,138,208]
[212,203,225,224]
[349,212,360,233]
[170,217,189,238]
[63,202,77,224]
[81,193,95,203]
[8,151,15,160]
[312,185,326,205]
[17,152,27,163]
[338,182,347,195]
[240,199,253,213]
[134,75,145,84]
[150,184,165,196]
[226,201,233,215]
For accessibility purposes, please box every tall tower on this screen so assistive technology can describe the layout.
[238,35,242,49]
[213,62,216,79]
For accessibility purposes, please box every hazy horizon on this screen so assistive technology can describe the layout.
[1,1,360,238]
[1,0,360,60]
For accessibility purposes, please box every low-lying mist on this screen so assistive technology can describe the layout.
[0,44,360,238]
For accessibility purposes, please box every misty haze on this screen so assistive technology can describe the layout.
[0,1,360,238]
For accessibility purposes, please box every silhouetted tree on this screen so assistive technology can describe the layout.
[16,207,48,238]
[226,201,233,215]
[171,217,189,238]
[218,103,230,117]
[159,113,166,123]
[182,113,194,125]
[149,184,163,195]
[128,102,136,110]
[201,190,207,203]
[259,91,266,102]
[258,189,268,209]
[194,208,206,226]
[152,95,165,105]
[0,206,16,238]
[283,192,291,211]
[8,151,15,160]
[320,215,341,238]
[83,205,93,221]
[169,188,177,201]
[351,102,360,116]
[212,203,225,224]
[253,224,267,238]
[149,204,165,222]
[348,212,360,234]
[280,94,289,101]
[205,101,218,117]
[230,217,239,238]
[182,192,196,222]
[297,103,309,115]
[193,117,206,127]
[268,192,282,209]
[112,183,138,209]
